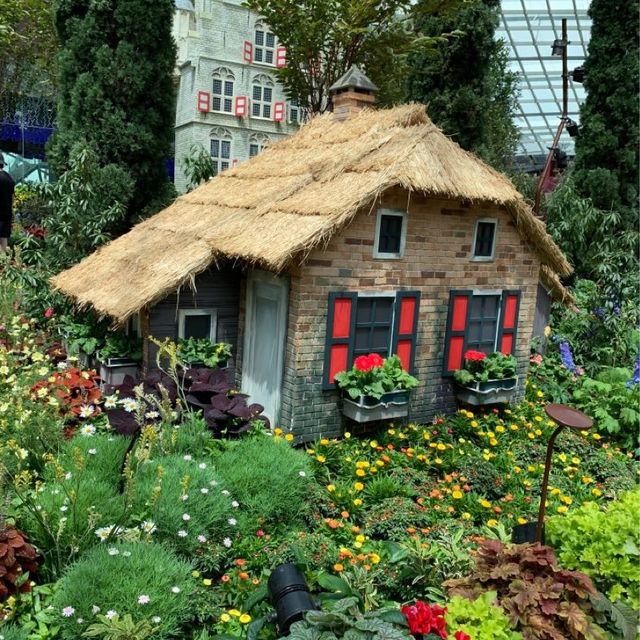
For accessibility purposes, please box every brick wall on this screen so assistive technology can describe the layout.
[279,187,541,441]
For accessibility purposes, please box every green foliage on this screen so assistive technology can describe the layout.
[288,597,410,640]
[182,144,216,191]
[407,0,519,170]
[445,540,602,640]
[214,435,313,529]
[176,338,232,368]
[99,331,142,362]
[0,622,30,640]
[453,352,517,385]
[49,0,176,225]
[547,488,640,608]
[82,612,158,639]
[446,591,523,639]
[52,542,194,639]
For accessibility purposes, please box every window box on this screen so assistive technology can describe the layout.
[341,389,411,423]
[99,357,140,388]
[453,376,518,406]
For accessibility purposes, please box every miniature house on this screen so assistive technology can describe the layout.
[52,68,572,441]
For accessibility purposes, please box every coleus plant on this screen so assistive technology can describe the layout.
[444,539,604,640]
[0,527,39,601]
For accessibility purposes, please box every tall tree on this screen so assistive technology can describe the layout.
[48,0,176,224]
[406,0,519,170]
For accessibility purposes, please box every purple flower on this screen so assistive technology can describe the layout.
[138,594,150,605]
[559,340,577,373]
[592,306,605,319]
[62,606,75,617]
[627,354,640,388]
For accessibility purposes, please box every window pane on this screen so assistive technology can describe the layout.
[212,160,219,176]
[221,161,229,171]
[263,87,272,102]
[224,98,233,112]
[252,85,262,100]
[354,327,370,352]
[379,215,402,253]
[254,48,263,62]
[212,96,221,111]
[372,326,391,350]
[356,299,374,323]
[184,314,211,340]
[210,139,219,157]
[255,30,264,45]
[265,49,273,64]
[212,78,222,94]
[221,140,231,158]
[475,221,496,257]
[263,104,271,118]
[266,32,275,47]
[249,144,259,157]
[224,81,234,96]
[374,298,393,322]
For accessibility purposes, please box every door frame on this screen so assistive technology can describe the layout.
[241,269,289,425]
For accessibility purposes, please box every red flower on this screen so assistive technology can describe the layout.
[454,632,471,640]
[463,350,486,362]
[256,529,265,537]
[401,601,448,638]
[368,353,384,368]
[44,307,54,319]
[354,355,373,372]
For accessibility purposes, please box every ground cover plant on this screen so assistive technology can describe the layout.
[0,282,637,639]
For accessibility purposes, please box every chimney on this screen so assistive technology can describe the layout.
[329,65,378,121]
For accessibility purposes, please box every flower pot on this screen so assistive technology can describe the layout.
[99,358,140,389]
[454,376,518,406]
[341,390,410,423]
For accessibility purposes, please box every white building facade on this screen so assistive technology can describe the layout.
[172,0,300,192]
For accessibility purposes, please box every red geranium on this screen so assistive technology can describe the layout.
[463,350,487,362]
[401,601,448,638]
[454,632,471,640]
[353,353,385,372]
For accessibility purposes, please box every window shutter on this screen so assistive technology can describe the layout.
[276,46,287,68]
[234,96,247,117]
[442,290,473,376]
[497,290,521,355]
[243,41,253,62]
[392,291,420,374]
[197,91,210,113]
[273,101,285,122]
[231,159,238,168]
[323,292,357,390]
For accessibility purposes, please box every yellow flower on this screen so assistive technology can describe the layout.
[551,488,561,496]
[355,534,365,543]
[489,438,498,446]
[192,570,201,578]
[353,498,363,506]
[510,424,519,431]
[387,429,396,435]
[452,490,463,499]
[592,488,602,497]
[557,506,568,514]
[203,578,212,586]
[527,432,535,439]
[592,433,601,440]
[344,432,351,439]
[487,519,498,527]
[334,563,344,572]
[517,517,527,525]
[480,499,491,508]
[354,482,364,491]
[306,449,315,455]
[462,512,471,520]
[229,609,242,617]
[514,466,521,473]
[436,443,446,451]
[220,613,231,623]
[561,496,573,505]
[581,476,592,484]
[274,428,283,436]
[327,484,336,492]
[369,553,381,564]
[375,460,384,467]
[356,469,366,477]
[470,420,478,428]
[571,457,580,465]
[544,326,552,337]
[482,453,491,461]
[285,433,294,442]
[354,541,362,549]
[320,438,330,445]
[435,457,443,464]
[496,426,505,433]
[527,465,536,473]
[536,390,544,398]
[369,440,378,448]
[316,455,326,463]
[534,416,543,422]
[239,614,252,624]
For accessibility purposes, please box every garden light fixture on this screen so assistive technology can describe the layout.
[268,563,317,634]
[571,66,585,83]
[551,38,567,57]
[565,118,580,138]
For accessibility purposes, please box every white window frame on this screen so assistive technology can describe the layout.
[253,22,276,66]
[472,218,498,261]
[251,76,274,119]
[178,309,217,342]
[373,209,407,259]
[212,68,234,114]
[210,128,232,175]
[249,133,270,158]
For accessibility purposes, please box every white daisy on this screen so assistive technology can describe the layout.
[177,530,188,538]
[200,487,209,494]
[121,397,138,412]
[223,537,232,548]
[228,518,237,526]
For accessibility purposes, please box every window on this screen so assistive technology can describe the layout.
[323,291,421,389]
[442,289,521,376]
[289,99,300,124]
[251,75,274,118]
[373,209,406,259]
[212,68,234,113]
[472,219,497,260]
[249,133,270,158]
[254,22,276,65]
[178,309,217,341]
[209,127,232,175]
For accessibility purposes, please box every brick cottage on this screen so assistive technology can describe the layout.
[52,68,572,441]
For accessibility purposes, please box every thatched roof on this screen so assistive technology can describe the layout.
[51,104,572,323]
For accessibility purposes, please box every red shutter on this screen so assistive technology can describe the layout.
[197,91,210,113]
[392,291,420,374]
[234,96,247,117]
[273,101,285,122]
[243,41,253,62]
[497,290,521,355]
[442,290,472,375]
[276,46,287,68]
[231,159,238,167]
[323,292,357,389]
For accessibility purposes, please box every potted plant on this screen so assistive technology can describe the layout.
[176,338,232,369]
[97,331,143,387]
[453,350,518,406]
[58,316,107,369]
[334,353,419,422]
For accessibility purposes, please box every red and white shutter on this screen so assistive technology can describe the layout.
[243,41,253,62]
[323,292,357,389]
[442,290,472,376]
[497,290,521,355]
[197,91,210,113]
[276,46,287,68]
[273,101,285,122]
[392,291,420,373]
[234,96,248,117]
[231,159,238,168]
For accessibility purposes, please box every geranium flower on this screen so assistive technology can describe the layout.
[354,355,373,372]
[454,632,471,640]
[401,601,447,638]
[464,350,487,361]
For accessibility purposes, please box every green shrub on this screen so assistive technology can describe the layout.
[363,476,409,503]
[547,488,640,607]
[446,591,522,639]
[130,454,235,556]
[52,542,194,639]
[0,623,29,640]
[213,435,313,529]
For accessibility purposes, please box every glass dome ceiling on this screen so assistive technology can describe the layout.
[496,0,591,163]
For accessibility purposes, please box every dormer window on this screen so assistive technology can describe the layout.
[472,219,498,260]
[374,209,406,259]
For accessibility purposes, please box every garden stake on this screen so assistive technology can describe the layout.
[536,404,593,543]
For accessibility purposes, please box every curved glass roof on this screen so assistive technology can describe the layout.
[496,0,591,162]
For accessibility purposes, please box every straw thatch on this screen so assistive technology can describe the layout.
[51,103,572,322]
[540,265,575,304]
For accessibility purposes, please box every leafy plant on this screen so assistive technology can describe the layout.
[0,527,39,601]
[335,354,419,400]
[453,351,517,385]
[99,332,143,363]
[287,596,410,640]
[547,488,640,608]
[445,540,603,640]
[176,338,232,368]
[82,613,158,639]
[182,144,216,190]
[445,591,523,639]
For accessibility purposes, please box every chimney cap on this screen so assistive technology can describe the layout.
[329,65,378,93]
